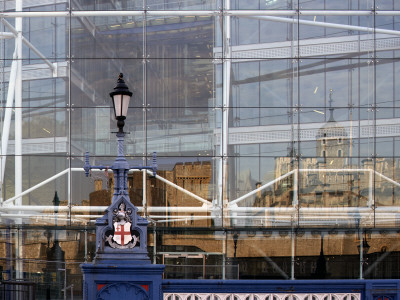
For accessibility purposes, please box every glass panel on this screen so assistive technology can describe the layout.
[376,0,400,10]
[230,16,298,49]
[225,230,292,279]
[0,78,68,140]
[230,0,295,9]
[146,108,214,155]
[295,231,361,279]
[146,15,216,59]
[364,230,400,278]
[146,58,215,108]
[228,156,296,228]
[2,155,69,212]
[1,1,68,12]
[375,16,400,59]
[72,0,144,10]
[300,59,374,108]
[70,58,143,108]
[299,14,374,59]
[299,0,373,10]
[71,15,144,59]
[2,0,400,285]
[0,227,93,298]
[374,131,399,208]
[71,154,118,212]
[70,107,144,156]
[2,16,68,60]
[144,156,215,227]
[156,229,225,280]
[147,0,219,10]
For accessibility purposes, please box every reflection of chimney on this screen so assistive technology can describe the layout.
[314,234,327,279]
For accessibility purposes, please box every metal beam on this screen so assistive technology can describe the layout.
[1,19,56,72]
[0,10,399,18]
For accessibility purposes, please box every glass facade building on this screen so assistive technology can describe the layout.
[1,0,400,297]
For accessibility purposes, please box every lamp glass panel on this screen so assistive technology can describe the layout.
[121,94,131,117]
[113,94,123,117]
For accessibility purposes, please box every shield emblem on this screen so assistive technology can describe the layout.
[113,222,133,246]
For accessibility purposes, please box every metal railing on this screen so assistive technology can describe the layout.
[0,280,36,300]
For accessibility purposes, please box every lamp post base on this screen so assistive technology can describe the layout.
[81,263,165,300]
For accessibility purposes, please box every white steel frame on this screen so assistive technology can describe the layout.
[1,3,400,280]
[0,4,400,220]
[0,3,399,282]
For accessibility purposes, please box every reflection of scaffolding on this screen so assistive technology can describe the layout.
[229,168,399,208]
[1,168,400,227]
[214,33,400,62]
[214,118,400,146]
[0,7,400,227]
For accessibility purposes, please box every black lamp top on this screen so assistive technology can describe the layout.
[110,73,133,97]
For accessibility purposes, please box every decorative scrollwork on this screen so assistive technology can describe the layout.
[105,234,138,249]
[112,202,132,224]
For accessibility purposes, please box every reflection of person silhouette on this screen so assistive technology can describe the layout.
[254,182,267,226]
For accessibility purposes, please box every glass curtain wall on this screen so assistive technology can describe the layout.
[1,0,400,297]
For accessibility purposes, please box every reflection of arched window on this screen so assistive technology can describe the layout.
[338,149,342,157]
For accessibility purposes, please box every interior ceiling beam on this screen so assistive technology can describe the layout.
[0,10,400,18]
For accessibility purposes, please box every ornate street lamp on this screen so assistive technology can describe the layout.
[109,73,132,133]
[357,231,370,256]
[81,75,165,300]
[83,74,157,257]
[233,231,239,259]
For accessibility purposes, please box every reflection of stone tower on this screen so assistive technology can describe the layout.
[316,90,349,168]
[167,162,212,227]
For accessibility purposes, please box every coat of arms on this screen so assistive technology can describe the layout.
[105,202,138,249]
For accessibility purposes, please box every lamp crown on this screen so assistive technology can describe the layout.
[110,73,133,97]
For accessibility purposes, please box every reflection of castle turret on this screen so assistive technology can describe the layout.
[316,90,349,168]
[274,90,359,207]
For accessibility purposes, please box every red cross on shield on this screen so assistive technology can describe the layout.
[113,222,132,245]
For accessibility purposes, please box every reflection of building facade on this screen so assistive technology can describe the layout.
[273,105,400,208]
[88,161,212,227]
[2,0,400,297]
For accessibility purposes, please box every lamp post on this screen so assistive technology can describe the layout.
[233,231,239,260]
[357,231,370,256]
[84,73,157,204]
[232,231,239,279]
[81,74,165,300]
[108,73,132,201]
[357,230,370,279]
[109,73,132,134]
[83,73,157,258]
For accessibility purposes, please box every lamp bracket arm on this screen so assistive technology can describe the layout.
[128,152,158,177]
[83,152,109,177]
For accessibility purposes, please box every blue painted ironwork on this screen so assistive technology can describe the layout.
[83,132,157,201]
[161,279,400,300]
[81,75,164,300]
